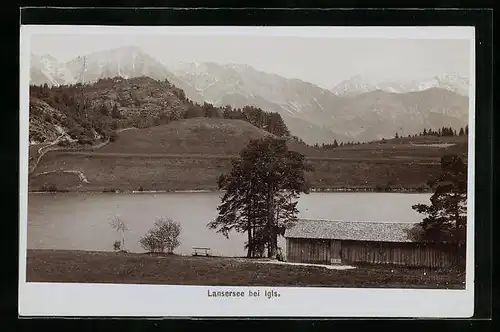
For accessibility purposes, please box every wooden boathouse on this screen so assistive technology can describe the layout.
[284,219,460,268]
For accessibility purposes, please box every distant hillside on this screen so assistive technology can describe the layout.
[318,88,469,142]
[29,112,467,193]
[29,98,82,144]
[29,76,291,153]
[29,75,468,162]
[168,61,469,143]
[99,117,274,155]
[29,76,189,145]
[31,47,206,102]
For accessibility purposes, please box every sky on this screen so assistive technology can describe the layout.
[29,30,472,89]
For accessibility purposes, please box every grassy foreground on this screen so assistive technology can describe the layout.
[26,250,465,289]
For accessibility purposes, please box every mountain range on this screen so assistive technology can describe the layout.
[330,73,469,97]
[29,46,470,144]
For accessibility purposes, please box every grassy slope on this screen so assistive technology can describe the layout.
[29,118,270,191]
[98,117,274,155]
[291,135,468,160]
[26,250,465,289]
[30,153,232,191]
[28,118,468,192]
[30,153,444,192]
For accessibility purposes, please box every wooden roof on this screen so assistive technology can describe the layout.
[284,219,418,243]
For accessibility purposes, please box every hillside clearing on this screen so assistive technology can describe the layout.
[97,117,274,155]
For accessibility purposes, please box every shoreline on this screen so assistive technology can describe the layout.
[27,187,434,194]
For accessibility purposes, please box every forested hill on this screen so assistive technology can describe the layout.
[29,76,291,146]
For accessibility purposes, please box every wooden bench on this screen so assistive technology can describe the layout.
[192,247,211,256]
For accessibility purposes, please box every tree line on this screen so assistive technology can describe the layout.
[180,99,290,137]
[317,125,469,150]
[315,140,363,149]
[412,125,468,138]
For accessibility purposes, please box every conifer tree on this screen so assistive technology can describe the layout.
[411,155,467,259]
[208,137,312,258]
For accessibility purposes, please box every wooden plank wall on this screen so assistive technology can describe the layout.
[330,240,342,264]
[286,238,331,264]
[341,240,460,268]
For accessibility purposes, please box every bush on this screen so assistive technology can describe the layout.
[139,218,181,254]
[374,184,389,192]
[99,104,109,116]
[109,131,118,142]
[78,138,94,145]
[276,247,285,262]
[113,240,122,251]
[405,224,425,242]
[68,126,84,139]
[41,184,58,192]
[57,140,70,147]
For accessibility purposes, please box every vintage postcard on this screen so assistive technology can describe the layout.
[19,25,475,317]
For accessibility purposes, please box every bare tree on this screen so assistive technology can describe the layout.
[109,215,129,251]
[76,56,88,120]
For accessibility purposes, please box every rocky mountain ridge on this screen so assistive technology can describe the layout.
[330,73,469,97]
[29,46,469,144]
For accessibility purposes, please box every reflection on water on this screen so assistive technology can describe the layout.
[27,192,431,257]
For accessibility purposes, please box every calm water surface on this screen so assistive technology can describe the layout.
[27,192,431,257]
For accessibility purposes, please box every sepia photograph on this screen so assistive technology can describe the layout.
[19,25,475,317]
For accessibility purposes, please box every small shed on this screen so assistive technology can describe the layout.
[284,219,460,268]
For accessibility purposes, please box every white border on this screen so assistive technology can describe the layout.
[19,25,476,318]
[23,25,475,39]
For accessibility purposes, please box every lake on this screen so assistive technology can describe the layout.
[27,192,431,257]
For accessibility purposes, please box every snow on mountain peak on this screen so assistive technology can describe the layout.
[169,61,210,75]
[30,53,77,86]
[223,63,254,73]
[330,75,379,97]
[331,73,469,97]
[63,45,171,84]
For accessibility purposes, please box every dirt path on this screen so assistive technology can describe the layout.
[28,127,138,175]
[29,133,67,175]
[33,169,90,184]
[231,258,356,270]
[88,138,110,150]
[410,143,456,148]
[116,127,138,133]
